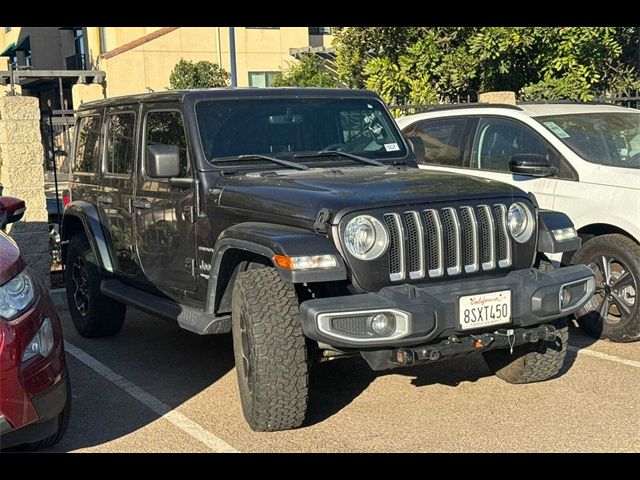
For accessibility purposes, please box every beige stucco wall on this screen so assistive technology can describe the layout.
[88,27,310,97]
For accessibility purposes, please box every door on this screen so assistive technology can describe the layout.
[97,108,138,276]
[466,116,562,208]
[134,106,197,292]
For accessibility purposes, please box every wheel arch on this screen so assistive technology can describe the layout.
[61,201,115,273]
[205,222,347,316]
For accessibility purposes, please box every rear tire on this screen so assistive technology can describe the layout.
[231,267,308,432]
[483,319,568,384]
[571,234,640,342]
[65,235,126,337]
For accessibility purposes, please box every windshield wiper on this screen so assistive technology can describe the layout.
[293,150,385,167]
[213,154,309,171]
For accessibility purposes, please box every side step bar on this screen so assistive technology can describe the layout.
[100,278,231,335]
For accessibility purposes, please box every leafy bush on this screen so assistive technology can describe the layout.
[169,59,230,89]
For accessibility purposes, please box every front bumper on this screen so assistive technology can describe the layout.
[300,264,594,349]
[0,372,68,449]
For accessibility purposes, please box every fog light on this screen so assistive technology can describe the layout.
[370,313,396,336]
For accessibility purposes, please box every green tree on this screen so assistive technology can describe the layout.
[272,56,339,88]
[333,27,640,105]
[169,59,230,89]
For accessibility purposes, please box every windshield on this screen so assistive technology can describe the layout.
[195,97,407,167]
[535,112,640,169]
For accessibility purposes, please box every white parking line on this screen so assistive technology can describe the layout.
[568,345,640,369]
[64,341,240,453]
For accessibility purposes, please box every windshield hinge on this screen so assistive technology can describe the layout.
[314,208,332,234]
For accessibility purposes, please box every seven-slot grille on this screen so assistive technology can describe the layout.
[382,204,512,282]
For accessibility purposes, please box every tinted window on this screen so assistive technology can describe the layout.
[74,115,102,173]
[414,118,467,167]
[536,112,640,169]
[471,117,559,173]
[105,113,136,175]
[145,111,189,177]
[195,98,406,166]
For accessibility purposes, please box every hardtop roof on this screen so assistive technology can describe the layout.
[76,87,381,111]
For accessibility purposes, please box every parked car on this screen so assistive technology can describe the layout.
[0,196,70,450]
[397,102,640,342]
[61,89,593,432]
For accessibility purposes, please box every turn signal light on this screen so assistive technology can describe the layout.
[273,254,338,270]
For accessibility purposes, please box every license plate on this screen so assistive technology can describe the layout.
[458,290,511,330]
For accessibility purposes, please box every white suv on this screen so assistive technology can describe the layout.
[397,102,640,342]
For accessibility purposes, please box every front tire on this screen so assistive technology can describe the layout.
[571,234,640,342]
[65,235,126,337]
[483,319,568,384]
[231,268,308,432]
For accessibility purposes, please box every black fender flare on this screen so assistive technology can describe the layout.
[61,201,115,273]
[205,222,347,312]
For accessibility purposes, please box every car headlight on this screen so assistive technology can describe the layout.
[0,271,36,319]
[508,202,534,243]
[343,215,389,260]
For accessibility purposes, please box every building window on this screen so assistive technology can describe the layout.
[99,27,108,54]
[309,27,332,35]
[4,27,11,33]
[248,72,279,88]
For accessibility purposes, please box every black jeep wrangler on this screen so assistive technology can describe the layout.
[62,88,594,432]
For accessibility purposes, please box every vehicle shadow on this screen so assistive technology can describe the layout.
[28,307,596,450]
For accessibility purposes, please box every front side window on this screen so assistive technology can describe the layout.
[195,97,406,168]
[104,112,136,175]
[413,118,468,167]
[535,112,640,169]
[74,115,102,173]
[145,111,189,177]
[471,117,559,173]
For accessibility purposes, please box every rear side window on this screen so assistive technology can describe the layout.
[74,115,102,173]
[145,111,189,177]
[105,112,136,175]
[414,118,468,167]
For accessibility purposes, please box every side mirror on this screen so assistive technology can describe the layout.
[146,144,181,178]
[0,196,26,229]
[405,136,426,164]
[509,154,557,177]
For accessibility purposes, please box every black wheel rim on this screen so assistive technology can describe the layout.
[239,311,254,396]
[584,255,637,325]
[71,257,90,316]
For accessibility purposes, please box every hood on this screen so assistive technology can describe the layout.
[214,167,525,224]
[0,230,25,285]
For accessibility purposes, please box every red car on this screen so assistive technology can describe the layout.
[0,196,70,450]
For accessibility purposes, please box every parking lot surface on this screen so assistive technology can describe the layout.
[39,297,640,453]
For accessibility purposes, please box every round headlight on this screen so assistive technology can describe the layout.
[508,202,534,243]
[343,215,389,260]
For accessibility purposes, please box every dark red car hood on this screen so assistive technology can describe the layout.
[0,230,25,285]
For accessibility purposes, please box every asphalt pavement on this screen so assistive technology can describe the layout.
[37,292,640,453]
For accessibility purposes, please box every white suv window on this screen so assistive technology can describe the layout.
[471,117,552,173]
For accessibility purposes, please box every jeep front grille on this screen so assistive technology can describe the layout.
[383,204,512,282]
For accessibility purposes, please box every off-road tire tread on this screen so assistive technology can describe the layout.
[483,320,568,384]
[232,268,308,432]
[65,235,126,337]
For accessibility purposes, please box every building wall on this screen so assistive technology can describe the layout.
[85,27,311,97]
[0,27,74,70]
